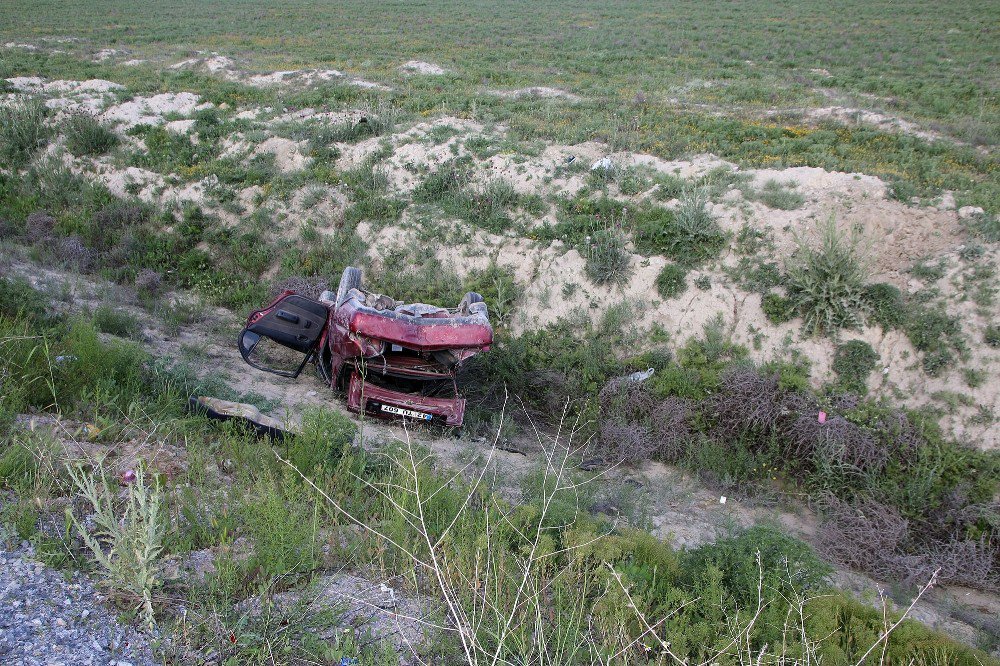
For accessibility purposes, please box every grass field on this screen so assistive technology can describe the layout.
[2,0,997,125]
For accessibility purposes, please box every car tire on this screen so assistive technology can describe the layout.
[458,291,484,314]
[336,266,362,306]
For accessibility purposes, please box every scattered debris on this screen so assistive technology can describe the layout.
[591,156,615,172]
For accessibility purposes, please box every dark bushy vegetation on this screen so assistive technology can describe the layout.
[473,310,999,591]
[0,168,273,310]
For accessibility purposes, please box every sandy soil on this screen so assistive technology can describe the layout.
[6,76,998,452]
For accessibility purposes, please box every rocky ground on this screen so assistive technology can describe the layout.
[0,542,156,666]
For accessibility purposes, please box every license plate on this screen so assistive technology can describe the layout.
[380,404,433,421]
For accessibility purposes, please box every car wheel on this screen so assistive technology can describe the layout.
[336,266,362,306]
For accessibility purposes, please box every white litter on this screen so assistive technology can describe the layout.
[591,157,614,172]
[626,368,655,384]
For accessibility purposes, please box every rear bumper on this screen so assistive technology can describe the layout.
[345,372,466,427]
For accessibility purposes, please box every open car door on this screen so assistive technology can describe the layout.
[238,293,328,378]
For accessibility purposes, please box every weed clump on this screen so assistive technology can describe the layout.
[584,223,631,286]
[24,210,55,243]
[64,113,119,156]
[863,282,906,329]
[832,340,879,395]
[965,211,1000,243]
[637,188,727,266]
[748,179,805,210]
[761,292,796,324]
[785,221,870,336]
[655,263,688,299]
[0,100,48,167]
[984,324,1000,348]
[134,269,163,297]
[93,305,142,339]
[903,304,963,376]
[54,236,94,271]
[66,464,165,628]
[0,276,49,321]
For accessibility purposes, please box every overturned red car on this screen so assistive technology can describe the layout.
[238,267,492,426]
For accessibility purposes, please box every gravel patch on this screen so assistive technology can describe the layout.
[0,543,156,666]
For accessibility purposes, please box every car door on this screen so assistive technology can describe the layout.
[238,293,329,378]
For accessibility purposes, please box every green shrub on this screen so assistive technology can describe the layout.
[965,211,1000,243]
[684,526,830,603]
[887,178,918,202]
[636,188,727,266]
[64,114,119,156]
[731,258,782,293]
[655,263,688,299]
[910,258,946,282]
[0,443,38,491]
[240,471,319,578]
[585,224,631,286]
[56,320,150,408]
[341,160,405,230]
[652,173,687,200]
[985,324,1000,348]
[286,407,356,474]
[864,282,906,329]
[0,276,49,321]
[462,262,521,328]
[617,168,650,196]
[749,179,805,210]
[92,305,142,339]
[279,228,367,278]
[0,100,48,167]
[804,594,996,665]
[785,221,870,335]
[832,340,879,395]
[675,316,749,392]
[465,180,519,233]
[903,304,963,376]
[131,125,203,172]
[761,292,796,324]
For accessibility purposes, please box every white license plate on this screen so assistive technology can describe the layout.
[380,404,433,420]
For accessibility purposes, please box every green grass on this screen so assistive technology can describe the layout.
[655,262,688,299]
[2,0,996,138]
[64,113,119,156]
[0,99,48,167]
[832,340,879,395]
